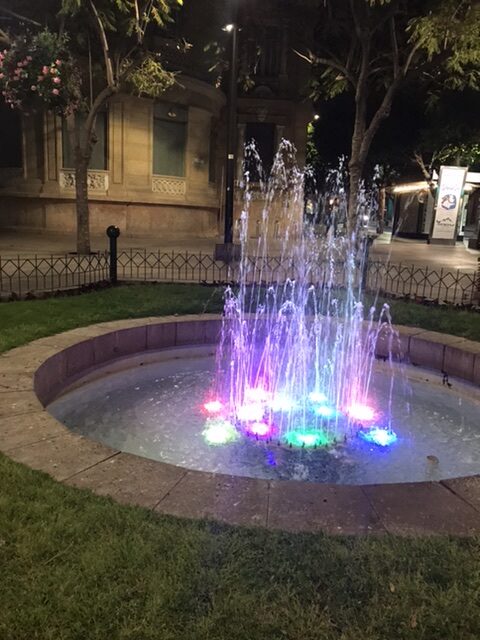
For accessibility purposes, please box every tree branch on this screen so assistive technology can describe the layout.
[390,16,400,79]
[293,49,355,86]
[88,0,115,87]
[0,5,41,26]
[413,151,437,196]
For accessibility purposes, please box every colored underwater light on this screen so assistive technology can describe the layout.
[203,419,238,445]
[246,421,274,437]
[308,391,328,404]
[245,387,270,402]
[346,403,376,422]
[314,405,338,419]
[237,403,264,422]
[203,400,223,414]
[283,429,332,448]
[269,393,296,412]
[360,427,397,447]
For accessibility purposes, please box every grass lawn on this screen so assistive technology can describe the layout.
[1,284,480,639]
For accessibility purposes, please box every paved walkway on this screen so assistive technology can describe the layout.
[0,230,478,271]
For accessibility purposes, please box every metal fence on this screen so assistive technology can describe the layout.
[0,252,110,297]
[0,247,479,306]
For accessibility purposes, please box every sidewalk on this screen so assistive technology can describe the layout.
[0,229,478,271]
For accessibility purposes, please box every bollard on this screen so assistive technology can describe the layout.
[106,225,120,284]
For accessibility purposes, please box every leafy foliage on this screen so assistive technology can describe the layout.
[0,29,80,115]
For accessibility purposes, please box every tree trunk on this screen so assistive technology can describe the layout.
[347,160,363,237]
[75,150,91,255]
[377,186,386,234]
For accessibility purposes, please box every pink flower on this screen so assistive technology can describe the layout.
[37,75,44,81]
[17,61,23,67]
[55,59,62,66]
[42,65,49,74]
[0,73,4,79]
[26,56,32,62]
[52,88,59,95]
[53,76,61,84]
[31,85,37,91]
[14,68,21,75]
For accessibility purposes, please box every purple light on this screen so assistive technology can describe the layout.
[246,421,274,438]
[346,403,376,422]
[237,403,264,422]
[203,400,223,414]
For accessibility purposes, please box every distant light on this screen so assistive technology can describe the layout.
[392,181,430,194]
[203,419,238,446]
[203,400,223,414]
[223,23,235,32]
[309,391,327,404]
[360,427,397,447]
[346,403,376,422]
[237,403,264,422]
[313,114,320,121]
[167,109,177,118]
[314,405,337,419]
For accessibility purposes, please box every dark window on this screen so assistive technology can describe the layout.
[62,111,108,170]
[244,122,275,181]
[0,103,22,168]
[153,103,187,177]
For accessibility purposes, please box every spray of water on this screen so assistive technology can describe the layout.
[204,140,397,448]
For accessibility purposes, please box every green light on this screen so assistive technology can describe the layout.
[203,418,239,446]
[283,429,332,448]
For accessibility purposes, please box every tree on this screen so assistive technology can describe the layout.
[0,0,183,253]
[299,0,480,235]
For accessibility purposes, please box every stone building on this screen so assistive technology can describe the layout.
[0,0,312,242]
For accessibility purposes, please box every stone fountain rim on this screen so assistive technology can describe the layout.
[2,313,480,537]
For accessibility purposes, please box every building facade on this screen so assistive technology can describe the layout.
[0,0,312,242]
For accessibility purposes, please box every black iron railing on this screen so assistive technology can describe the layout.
[0,252,110,297]
[0,246,478,307]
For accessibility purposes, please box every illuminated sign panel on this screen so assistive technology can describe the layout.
[431,166,467,241]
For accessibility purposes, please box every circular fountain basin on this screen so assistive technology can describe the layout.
[48,348,480,485]
[3,315,480,535]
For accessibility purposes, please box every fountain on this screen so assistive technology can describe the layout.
[203,141,397,450]
[46,142,480,486]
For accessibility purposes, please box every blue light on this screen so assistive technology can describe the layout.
[314,405,337,419]
[360,427,397,447]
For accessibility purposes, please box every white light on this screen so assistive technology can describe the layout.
[223,23,235,32]
[313,114,320,121]
[392,181,430,194]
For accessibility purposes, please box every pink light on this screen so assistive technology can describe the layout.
[346,403,376,422]
[237,403,264,422]
[245,387,270,403]
[203,400,223,414]
[246,421,273,437]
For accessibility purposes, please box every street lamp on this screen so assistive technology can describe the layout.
[214,1,240,263]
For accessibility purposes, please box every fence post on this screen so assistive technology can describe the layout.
[106,225,120,284]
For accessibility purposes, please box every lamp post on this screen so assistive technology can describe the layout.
[215,1,241,262]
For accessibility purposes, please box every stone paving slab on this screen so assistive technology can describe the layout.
[0,410,67,452]
[363,482,480,536]
[0,390,43,418]
[268,481,384,535]
[441,476,480,513]
[66,452,186,509]
[0,371,34,391]
[7,432,118,481]
[155,470,269,527]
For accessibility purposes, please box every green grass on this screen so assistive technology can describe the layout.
[1,283,480,639]
[2,454,480,640]
[0,284,223,353]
